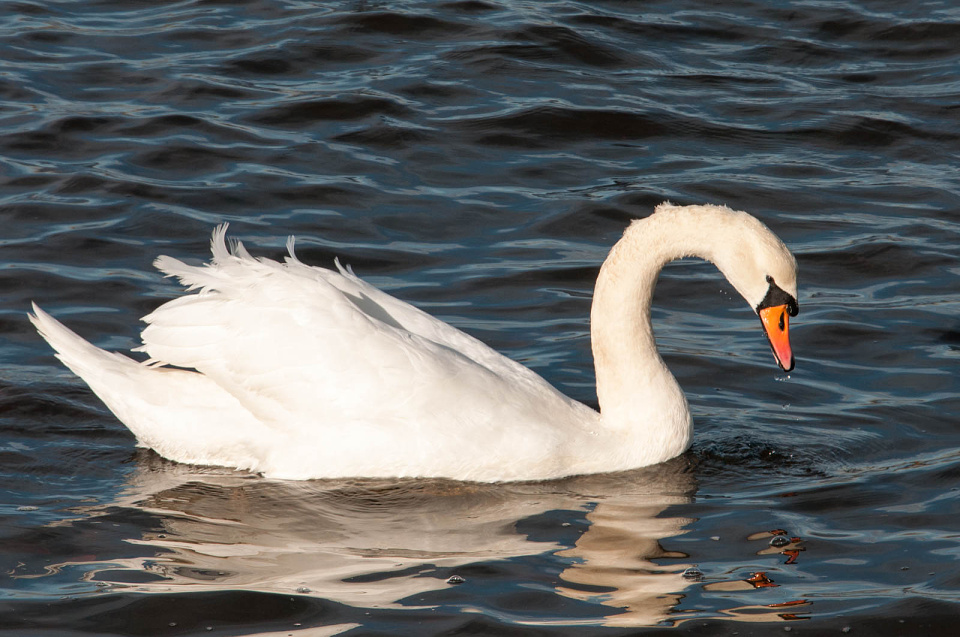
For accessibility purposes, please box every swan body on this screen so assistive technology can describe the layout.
[30,203,798,482]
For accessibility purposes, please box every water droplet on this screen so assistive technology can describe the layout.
[681,566,703,581]
[710,536,720,541]
[17,505,38,511]
[295,586,311,593]
[842,628,851,634]
[770,535,791,548]
[446,574,465,585]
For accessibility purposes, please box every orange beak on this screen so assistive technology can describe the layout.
[758,304,794,372]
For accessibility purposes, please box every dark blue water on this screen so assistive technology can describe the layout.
[2,0,959,634]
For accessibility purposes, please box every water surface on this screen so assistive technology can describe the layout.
[1,0,959,634]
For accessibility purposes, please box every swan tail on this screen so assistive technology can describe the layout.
[28,303,167,446]
[29,303,267,470]
[29,303,144,383]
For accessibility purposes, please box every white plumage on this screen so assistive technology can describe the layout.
[30,203,798,482]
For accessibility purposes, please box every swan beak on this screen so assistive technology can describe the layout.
[758,304,794,372]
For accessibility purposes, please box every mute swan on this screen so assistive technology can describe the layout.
[30,203,798,482]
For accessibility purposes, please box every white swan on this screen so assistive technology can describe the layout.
[30,203,798,482]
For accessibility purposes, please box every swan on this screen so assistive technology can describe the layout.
[29,203,798,482]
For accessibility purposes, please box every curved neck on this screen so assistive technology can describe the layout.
[589,212,715,463]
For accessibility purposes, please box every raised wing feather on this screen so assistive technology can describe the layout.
[285,239,541,383]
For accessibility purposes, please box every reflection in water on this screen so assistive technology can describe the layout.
[33,453,811,627]
[556,500,693,626]
[42,454,699,627]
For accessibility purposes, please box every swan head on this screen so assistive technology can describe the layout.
[646,204,799,371]
[673,204,799,372]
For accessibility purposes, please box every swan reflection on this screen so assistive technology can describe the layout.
[50,453,697,626]
[27,453,817,627]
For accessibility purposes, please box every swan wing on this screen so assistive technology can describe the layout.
[138,228,583,473]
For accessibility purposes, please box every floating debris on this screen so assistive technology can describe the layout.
[746,572,778,588]
[767,600,808,609]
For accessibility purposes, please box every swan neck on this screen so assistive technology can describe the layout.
[589,215,702,462]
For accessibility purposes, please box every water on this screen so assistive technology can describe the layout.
[1,0,959,634]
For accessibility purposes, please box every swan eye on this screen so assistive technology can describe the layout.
[757,276,799,317]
